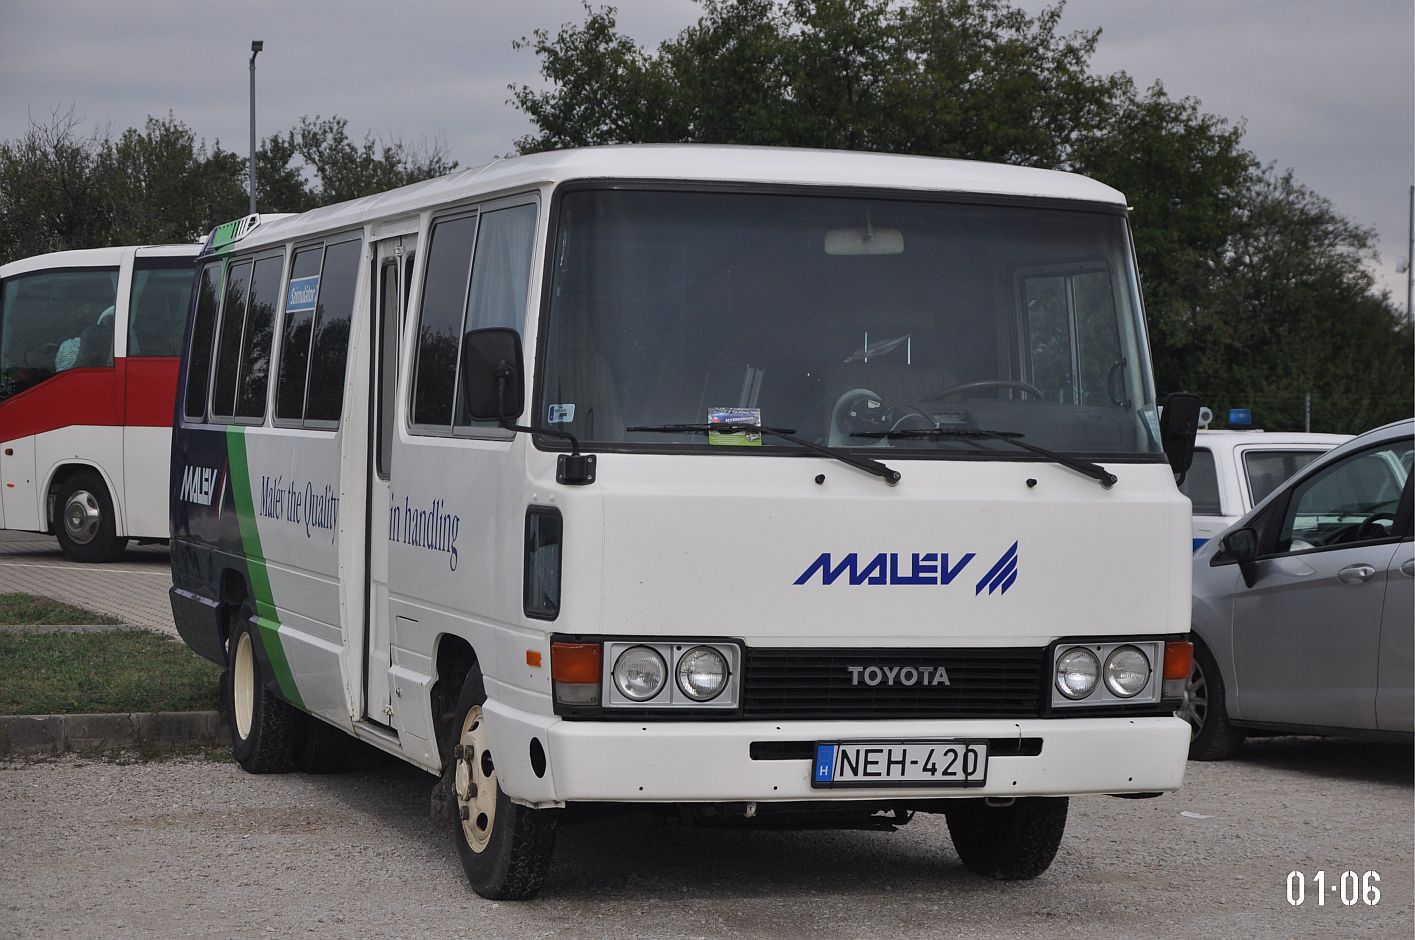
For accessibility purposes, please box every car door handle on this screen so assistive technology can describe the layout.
[1337,564,1376,584]
[1402,559,1415,577]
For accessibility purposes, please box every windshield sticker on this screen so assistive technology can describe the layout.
[547,403,576,423]
[708,407,762,446]
[286,275,320,313]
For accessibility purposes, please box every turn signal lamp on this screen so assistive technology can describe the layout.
[551,642,601,705]
[1162,640,1194,699]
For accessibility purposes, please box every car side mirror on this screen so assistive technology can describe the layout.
[1221,526,1260,588]
[1159,392,1201,484]
[460,327,524,423]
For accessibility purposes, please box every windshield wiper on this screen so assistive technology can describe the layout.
[628,424,901,486]
[852,426,1117,488]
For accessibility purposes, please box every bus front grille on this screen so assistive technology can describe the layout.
[740,647,1044,720]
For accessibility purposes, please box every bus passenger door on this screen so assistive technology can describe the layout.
[366,235,415,727]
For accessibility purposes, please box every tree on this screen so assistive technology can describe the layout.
[512,0,1412,431]
[0,111,459,265]
[257,115,458,210]
[511,0,1122,163]
[0,107,119,261]
[107,114,249,245]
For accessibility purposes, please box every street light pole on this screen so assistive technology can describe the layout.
[249,40,263,216]
[1406,184,1412,325]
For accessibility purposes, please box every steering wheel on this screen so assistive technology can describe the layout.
[924,379,1046,402]
[1355,512,1395,541]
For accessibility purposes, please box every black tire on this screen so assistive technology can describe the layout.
[225,604,303,774]
[946,797,1068,881]
[448,669,557,900]
[1182,639,1245,761]
[53,469,127,562]
[294,716,350,774]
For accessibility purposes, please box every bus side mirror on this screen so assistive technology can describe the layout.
[1159,392,1200,484]
[461,327,525,423]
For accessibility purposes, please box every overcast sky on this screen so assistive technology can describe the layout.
[2,0,1411,300]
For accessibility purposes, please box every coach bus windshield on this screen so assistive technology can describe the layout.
[538,188,1162,459]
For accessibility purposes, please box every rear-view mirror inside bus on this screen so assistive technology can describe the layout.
[460,326,525,422]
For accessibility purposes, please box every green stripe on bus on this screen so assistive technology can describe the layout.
[226,426,305,709]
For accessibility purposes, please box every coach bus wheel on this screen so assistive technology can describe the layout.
[946,796,1068,880]
[448,670,558,900]
[225,605,301,774]
[54,469,127,562]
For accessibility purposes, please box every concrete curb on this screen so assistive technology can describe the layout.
[0,711,226,756]
[0,623,143,634]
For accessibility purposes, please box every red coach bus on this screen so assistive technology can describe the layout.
[0,244,199,560]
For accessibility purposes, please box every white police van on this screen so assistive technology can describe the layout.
[1181,429,1350,549]
[169,145,1199,899]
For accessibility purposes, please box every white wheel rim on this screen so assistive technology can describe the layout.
[233,632,254,740]
[455,705,497,853]
[63,489,102,544]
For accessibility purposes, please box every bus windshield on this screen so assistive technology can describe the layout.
[539,188,1162,458]
[0,268,119,400]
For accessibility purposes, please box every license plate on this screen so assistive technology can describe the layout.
[811,740,988,788]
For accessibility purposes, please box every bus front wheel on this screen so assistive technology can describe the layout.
[447,669,558,900]
[946,796,1068,880]
[225,606,301,774]
[54,469,127,562]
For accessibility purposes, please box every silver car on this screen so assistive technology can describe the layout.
[1184,419,1414,759]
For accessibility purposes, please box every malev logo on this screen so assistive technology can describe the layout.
[179,465,221,507]
[793,542,1020,595]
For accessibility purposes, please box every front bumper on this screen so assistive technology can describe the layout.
[483,697,1189,806]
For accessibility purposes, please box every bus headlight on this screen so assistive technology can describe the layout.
[1104,646,1151,698]
[676,646,729,701]
[1055,647,1100,700]
[612,646,667,702]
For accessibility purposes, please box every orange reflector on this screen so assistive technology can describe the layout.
[1164,641,1194,681]
[526,650,543,668]
[551,642,602,683]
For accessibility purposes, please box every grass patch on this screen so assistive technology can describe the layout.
[0,593,121,625]
[0,629,220,715]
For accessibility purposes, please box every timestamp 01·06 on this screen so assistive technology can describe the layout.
[1287,870,1380,906]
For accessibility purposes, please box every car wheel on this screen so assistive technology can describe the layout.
[945,797,1068,880]
[448,668,558,900]
[225,603,303,774]
[1180,639,1245,761]
[54,469,127,562]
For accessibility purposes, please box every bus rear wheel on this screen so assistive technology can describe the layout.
[54,469,127,562]
[447,670,557,900]
[946,797,1068,880]
[225,605,301,774]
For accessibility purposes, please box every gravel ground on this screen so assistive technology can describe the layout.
[1,737,1410,939]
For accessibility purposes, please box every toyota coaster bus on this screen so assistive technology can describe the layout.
[170,145,1199,899]
[1,243,199,559]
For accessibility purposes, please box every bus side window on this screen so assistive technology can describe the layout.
[276,246,324,423]
[304,239,361,423]
[183,261,224,420]
[412,213,479,429]
[210,261,253,419]
[129,262,196,358]
[234,254,283,419]
[454,203,537,429]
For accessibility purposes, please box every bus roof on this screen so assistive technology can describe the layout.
[205,144,1129,255]
[0,243,200,278]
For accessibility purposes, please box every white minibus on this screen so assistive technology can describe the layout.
[170,146,1199,899]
